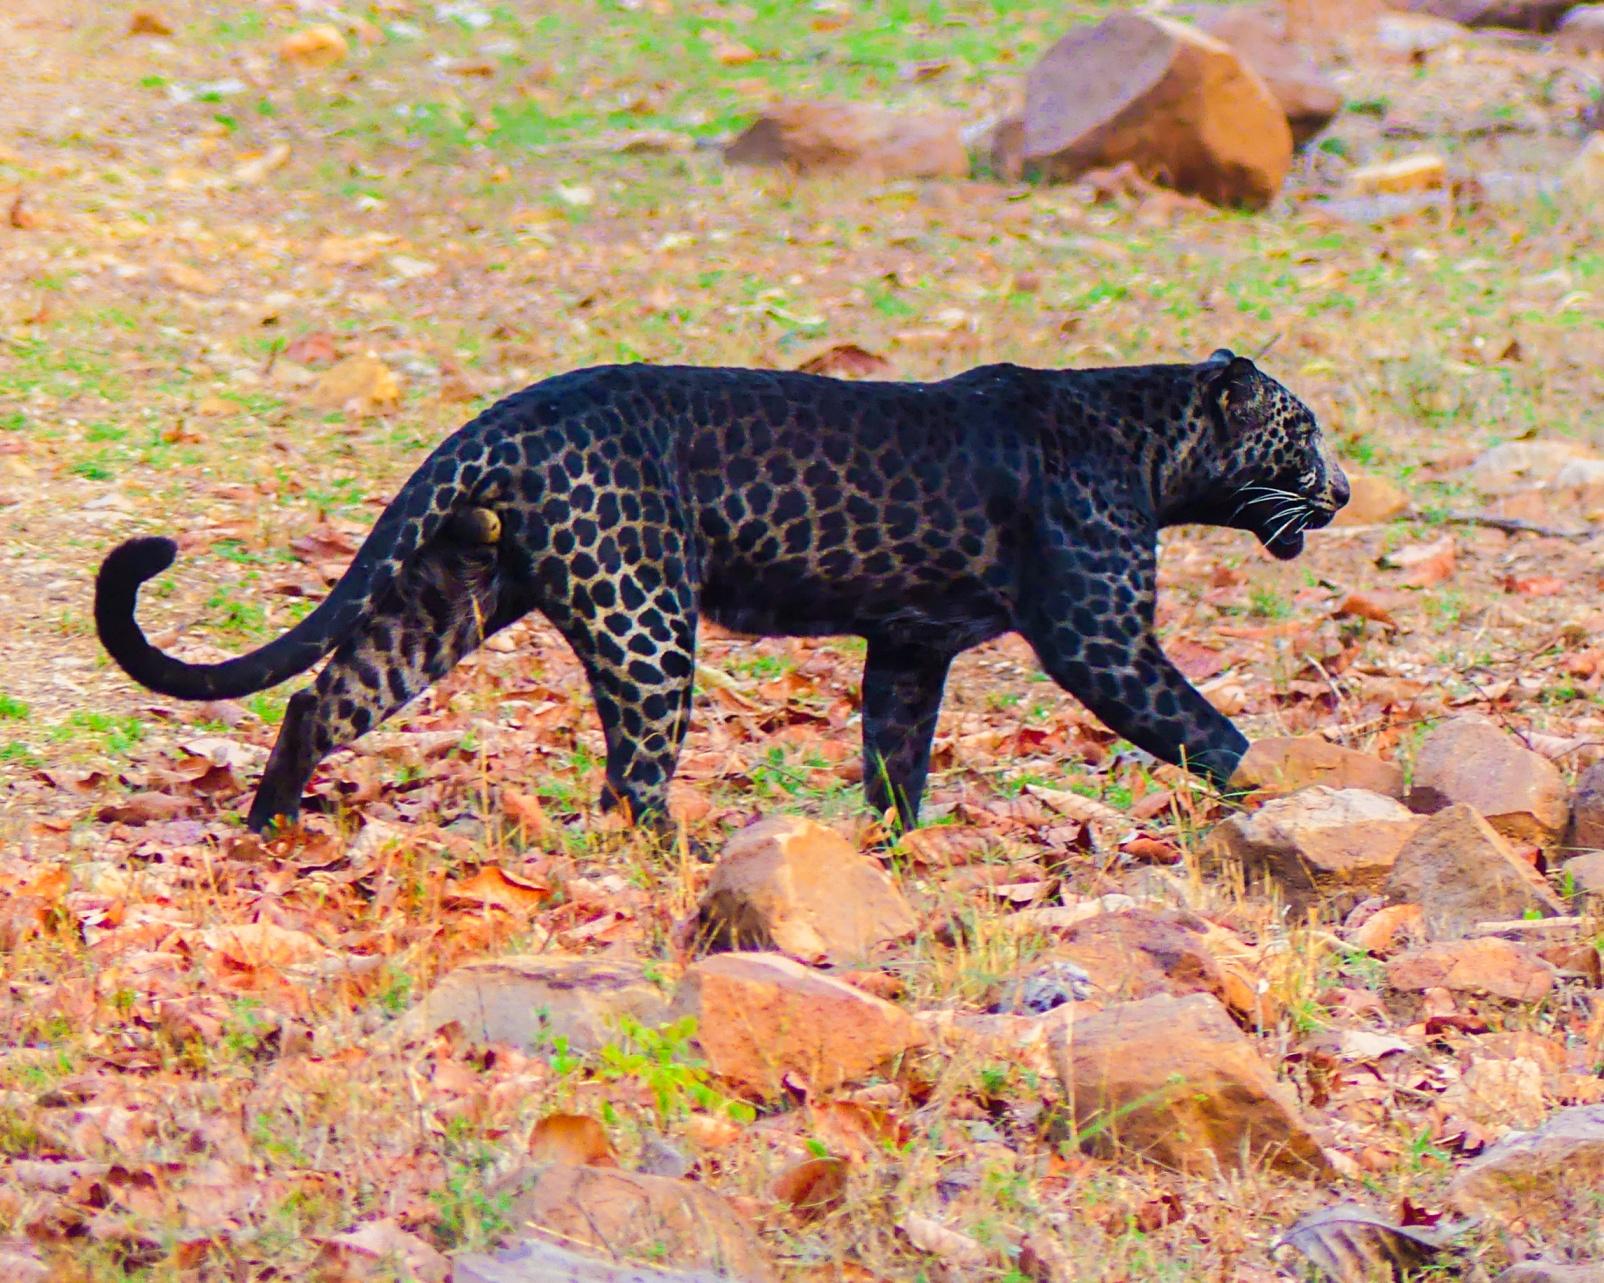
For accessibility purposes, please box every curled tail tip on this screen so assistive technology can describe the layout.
[99,536,178,588]
[95,537,177,684]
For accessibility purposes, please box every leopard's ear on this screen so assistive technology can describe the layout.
[1204,348,1238,366]
[1208,353,1266,422]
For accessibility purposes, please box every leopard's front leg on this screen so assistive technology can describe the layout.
[1032,629,1246,785]
[1017,525,1247,788]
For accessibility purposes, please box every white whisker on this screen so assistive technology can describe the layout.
[1266,507,1307,547]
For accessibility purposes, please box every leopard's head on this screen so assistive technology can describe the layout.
[1194,349,1349,561]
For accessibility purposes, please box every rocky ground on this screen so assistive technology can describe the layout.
[1,0,1603,1279]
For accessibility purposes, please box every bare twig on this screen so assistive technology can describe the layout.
[1440,512,1593,540]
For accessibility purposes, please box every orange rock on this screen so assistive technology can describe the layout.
[1232,737,1405,798]
[1407,717,1569,847]
[1387,805,1566,939]
[1449,1105,1604,1236]
[398,955,671,1054]
[1208,786,1423,910]
[671,952,923,1098]
[1049,992,1330,1176]
[1193,3,1343,146]
[724,102,969,180]
[280,24,349,69]
[1347,902,1423,954]
[1439,1057,1547,1134]
[315,1221,448,1283]
[1042,907,1227,1005]
[484,1164,776,1281]
[695,815,916,965]
[1386,937,1556,1002]
[1016,12,1292,208]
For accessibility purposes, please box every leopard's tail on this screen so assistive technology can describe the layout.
[95,422,499,701]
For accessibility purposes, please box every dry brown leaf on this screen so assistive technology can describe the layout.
[96,792,193,825]
[162,263,221,296]
[808,1100,902,1158]
[1503,574,1567,597]
[797,343,892,378]
[127,9,173,36]
[1023,782,1127,827]
[772,1156,847,1218]
[280,25,349,69]
[445,865,551,912]
[713,39,759,65]
[199,922,330,969]
[1335,592,1398,626]
[527,1114,617,1167]
[310,356,401,413]
[1382,535,1456,588]
[500,788,550,836]
[314,1219,449,1282]
[901,1212,991,1267]
[1165,637,1228,679]
[682,1113,743,1149]
[283,331,338,366]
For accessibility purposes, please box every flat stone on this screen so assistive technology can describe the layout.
[1375,11,1472,55]
[1498,1261,1604,1283]
[1349,154,1448,194]
[1208,786,1423,911]
[1407,716,1569,847]
[1387,804,1566,939]
[1553,457,1604,488]
[695,815,916,966]
[1232,738,1405,798]
[1463,441,1594,494]
[1040,907,1226,1005]
[454,1237,748,1282]
[396,955,670,1054]
[1399,0,1580,31]
[1557,4,1604,51]
[1387,937,1556,1002]
[1049,992,1330,1176]
[1015,11,1292,208]
[1439,1057,1548,1134]
[670,952,923,1099]
[476,1164,775,1282]
[1450,1106,1604,1235]
[1561,851,1604,897]
[724,101,968,180]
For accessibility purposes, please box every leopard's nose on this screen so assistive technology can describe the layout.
[1328,467,1351,510]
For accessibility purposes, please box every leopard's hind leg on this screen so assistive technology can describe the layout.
[861,637,956,831]
[545,581,698,834]
[247,537,521,831]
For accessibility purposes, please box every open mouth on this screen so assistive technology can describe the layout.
[1263,528,1305,560]
[1233,486,1334,561]
[1260,503,1337,560]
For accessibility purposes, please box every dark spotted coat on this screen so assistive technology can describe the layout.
[94,350,1348,833]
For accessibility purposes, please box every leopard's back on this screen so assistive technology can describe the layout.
[507,364,1042,646]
